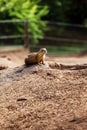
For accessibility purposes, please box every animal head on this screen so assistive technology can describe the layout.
[39,48,47,55]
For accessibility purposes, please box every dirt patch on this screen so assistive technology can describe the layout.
[0,49,29,67]
[0,60,87,130]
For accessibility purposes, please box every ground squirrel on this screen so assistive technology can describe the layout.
[25,48,47,65]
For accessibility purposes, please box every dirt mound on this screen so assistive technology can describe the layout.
[0,63,87,130]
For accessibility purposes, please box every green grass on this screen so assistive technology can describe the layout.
[1,44,87,56]
[45,45,87,55]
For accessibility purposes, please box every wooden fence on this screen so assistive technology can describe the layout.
[0,20,87,54]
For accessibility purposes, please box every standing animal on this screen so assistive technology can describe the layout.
[25,48,47,65]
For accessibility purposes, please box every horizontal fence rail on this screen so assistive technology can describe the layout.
[47,21,87,28]
[0,19,87,54]
[0,35,24,39]
[44,36,87,44]
[1,35,87,44]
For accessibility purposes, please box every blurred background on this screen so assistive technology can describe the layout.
[0,0,87,56]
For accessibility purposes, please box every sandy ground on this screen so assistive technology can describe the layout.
[0,51,87,130]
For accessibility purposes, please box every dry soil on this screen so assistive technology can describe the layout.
[0,51,87,130]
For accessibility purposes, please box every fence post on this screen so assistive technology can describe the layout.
[24,20,29,48]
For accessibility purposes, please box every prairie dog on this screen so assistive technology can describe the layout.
[25,48,47,65]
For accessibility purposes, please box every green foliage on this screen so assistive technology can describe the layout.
[84,19,87,27]
[1,0,87,45]
[40,0,87,24]
[0,0,49,43]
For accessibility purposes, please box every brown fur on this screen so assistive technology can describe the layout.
[25,48,47,65]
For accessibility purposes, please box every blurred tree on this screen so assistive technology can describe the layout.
[40,0,87,24]
[0,0,49,43]
[64,0,87,24]
[40,0,63,22]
